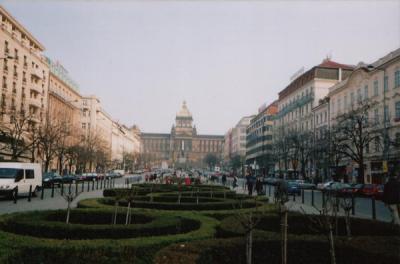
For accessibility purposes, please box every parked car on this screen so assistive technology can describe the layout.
[287,181,301,195]
[43,172,63,187]
[374,185,384,200]
[340,183,363,195]
[317,181,335,190]
[297,181,316,190]
[359,184,380,196]
[0,162,42,197]
[61,174,78,184]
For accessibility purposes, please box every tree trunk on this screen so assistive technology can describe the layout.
[66,200,71,224]
[246,228,253,264]
[329,225,336,264]
[113,200,118,225]
[281,205,287,264]
[125,201,130,225]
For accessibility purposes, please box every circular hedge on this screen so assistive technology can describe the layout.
[0,209,200,240]
[154,235,400,264]
[0,208,219,264]
[217,213,400,237]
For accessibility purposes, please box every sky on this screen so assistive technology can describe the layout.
[2,0,399,135]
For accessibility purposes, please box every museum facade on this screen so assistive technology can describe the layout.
[141,102,224,168]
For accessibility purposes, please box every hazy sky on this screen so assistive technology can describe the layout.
[3,0,399,134]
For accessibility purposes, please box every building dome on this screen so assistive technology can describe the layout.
[177,101,192,118]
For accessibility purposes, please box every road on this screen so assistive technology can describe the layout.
[225,177,392,222]
[0,174,142,215]
[0,174,392,223]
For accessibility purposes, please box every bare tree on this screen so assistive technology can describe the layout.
[335,101,379,183]
[232,197,264,264]
[0,110,37,161]
[301,191,339,264]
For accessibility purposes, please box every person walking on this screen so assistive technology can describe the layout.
[255,177,263,195]
[247,172,254,196]
[383,175,400,225]
[232,176,238,189]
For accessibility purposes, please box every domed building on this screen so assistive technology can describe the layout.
[141,101,224,168]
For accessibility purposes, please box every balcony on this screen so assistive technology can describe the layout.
[3,66,8,74]
[31,68,42,79]
[4,48,9,56]
[23,63,28,70]
[29,97,41,108]
[30,82,42,94]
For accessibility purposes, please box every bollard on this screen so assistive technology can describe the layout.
[125,178,128,188]
[69,183,72,194]
[87,181,90,192]
[81,181,84,192]
[75,182,78,196]
[301,189,304,204]
[372,196,376,220]
[92,180,94,191]
[292,193,295,201]
[28,185,32,202]
[13,187,18,204]
[96,180,99,190]
[269,185,271,196]
[351,194,355,215]
[41,185,44,200]
[322,191,325,208]
[61,182,64,196]
[51,183,55,198]
[311,189,314,206]
[113,178,115,188]
[100,179,103,189]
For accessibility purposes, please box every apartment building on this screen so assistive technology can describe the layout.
[232,116,253,158]
[111,122,141,165]
[0,6,49,160]
[275,59,353,178]
[246,101,277,175]
[328,48,400,184]
[223,128,233,162]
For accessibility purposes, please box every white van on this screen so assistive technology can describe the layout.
[0,162,42,197]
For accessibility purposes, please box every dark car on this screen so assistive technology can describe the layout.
[340,183,363,196]
[287,181,301,195]
[61,174,78,184]
[43,172,62,187]
[360,184,380,196]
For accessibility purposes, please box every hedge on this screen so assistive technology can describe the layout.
[217,212,400,238]
[0,209,200,240]
[0,208,219,264]
[154,234,400,264]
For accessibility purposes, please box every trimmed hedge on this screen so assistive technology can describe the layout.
[218,213,400,238]
[0,209,219,264]
[154,235,400,264]
[0,209,200,240]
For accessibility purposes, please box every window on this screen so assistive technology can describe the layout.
[350,92,355,105]
[25,169,34,179]
[384,106,389,122]
[357,88,362,102]
[364,85,368,100]
[338,98,342,112]
[374,80,379,96]
[375,137,380,152]
[395,101,400,119]
[395,70,400,88]
[374,109,379,123]
[344,94,348,109]
[82,123,86,129]
[384,76,388,92]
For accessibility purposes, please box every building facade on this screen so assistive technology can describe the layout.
[0,6,49,161]
[231,116,253,158]
[328,48,400,184]
[141,101,224,168]
[246,101,277,175]
[274,59,353,179]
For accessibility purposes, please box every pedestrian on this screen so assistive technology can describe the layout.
[185,175,191,186]
[232,176,238,189]
[382,175,400,225]
[247,172,254,196]
[255,177,263,195]
[222,174,227,186]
